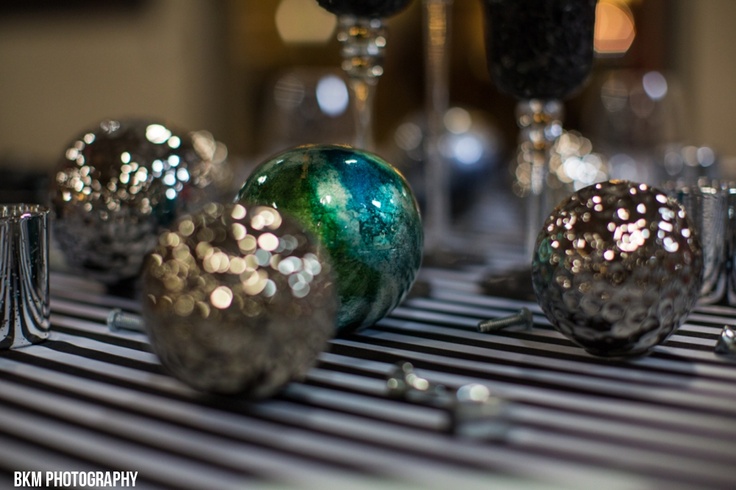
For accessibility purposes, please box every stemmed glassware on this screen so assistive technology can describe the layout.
[316,0,415,152]
[481,0,597,256]
[422,0,453,254]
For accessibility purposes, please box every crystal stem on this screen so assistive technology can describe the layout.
[516,99,563,257]
[337,15,386,151]
[348,78,377,150]
[422,0,453,253]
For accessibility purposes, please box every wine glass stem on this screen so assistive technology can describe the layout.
[517,99,563,257]
[423,0,453,252]
[338,15,386,151]
[348,78,377,150]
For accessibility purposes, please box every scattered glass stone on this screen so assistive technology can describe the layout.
[386,361,507,439]
[715,325,736,357]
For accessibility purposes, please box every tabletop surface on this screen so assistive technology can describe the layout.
[1,268,735,490]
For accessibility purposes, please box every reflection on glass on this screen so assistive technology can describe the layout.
[0,204,50,349]
[582,69,714,185]
[668,179,727,305]
[260,68,354,153]
[389,106,503,219]
[513,123,609,201]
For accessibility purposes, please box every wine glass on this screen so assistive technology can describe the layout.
[316,0,415,151]
[481,0,597,256]
[422,0,453,254]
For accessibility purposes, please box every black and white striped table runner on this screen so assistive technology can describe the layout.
[1,271,735,489]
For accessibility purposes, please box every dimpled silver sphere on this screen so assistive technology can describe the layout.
[141,203,337,397]
[51,119,225,284]
[532,180,703,357]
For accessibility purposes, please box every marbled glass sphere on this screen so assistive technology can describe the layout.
[236,144,423,332]
[141,203,337,397]
[51,119,225,284]
[532,180,703,357]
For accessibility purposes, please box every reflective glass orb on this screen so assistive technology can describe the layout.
[532,180,703,357]
[141,203,337,397]
[51,119,225,284]
[236,144,423,332]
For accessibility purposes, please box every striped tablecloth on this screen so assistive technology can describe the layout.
[1,270,735,489]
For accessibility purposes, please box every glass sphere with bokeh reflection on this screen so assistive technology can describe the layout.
[532,180,703,357]
[141,203,337,397]
[51,119,227,284]
[236,144,423,332]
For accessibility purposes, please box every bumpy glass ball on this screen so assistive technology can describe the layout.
[236,144,423,332]
[532,180,703,357]
[51,119,226,284]
[141,203,337,397]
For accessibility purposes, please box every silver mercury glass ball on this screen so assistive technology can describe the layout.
[531,180,703,357]
[51,119,226,284]
[141,203,337,397]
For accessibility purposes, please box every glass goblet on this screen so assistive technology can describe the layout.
[316,0,415,151]
[482,0,597,256]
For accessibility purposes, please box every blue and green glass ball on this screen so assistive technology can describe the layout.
[236,144,423,332]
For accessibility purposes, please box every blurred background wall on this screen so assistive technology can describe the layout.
[0,0,227,169]
[0,0,734,178]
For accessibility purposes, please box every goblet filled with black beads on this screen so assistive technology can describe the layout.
[481,0,598,256]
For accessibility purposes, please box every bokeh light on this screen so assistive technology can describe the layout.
[594,0,636,56]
